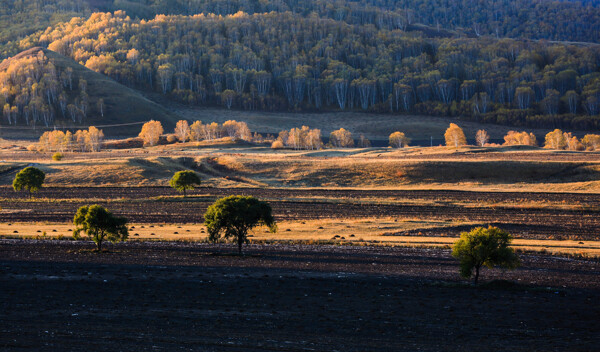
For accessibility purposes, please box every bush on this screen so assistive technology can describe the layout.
[271,140,284,149]
[52,152,63,161]
[166,134,177,143]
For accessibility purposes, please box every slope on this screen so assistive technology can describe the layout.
[0,47,180,137]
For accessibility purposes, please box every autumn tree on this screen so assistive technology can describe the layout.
[389,131,410,148]
[582,134,600,151]
[444,123,467,148]
[503,131,537,146]
[329,128,354,148]
[139,120,164,146]
[544,129,567,149]
[204,195,277,255]
[452,226,520,284]
[475,130,489,147]
[174,120,190,142]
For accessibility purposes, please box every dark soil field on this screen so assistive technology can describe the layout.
[1,186,599,240]
[0,240,598,351]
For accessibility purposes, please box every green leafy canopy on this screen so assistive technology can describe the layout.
[13,166,45,198]
[169,170,201,195]
[73,204,128,251]
[204,195,277,254]
[452,226,520,284]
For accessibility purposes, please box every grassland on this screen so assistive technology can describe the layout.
[1,141,600,192]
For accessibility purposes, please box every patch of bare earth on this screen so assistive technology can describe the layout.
[0,240,599,351]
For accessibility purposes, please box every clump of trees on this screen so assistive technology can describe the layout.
[273,126,323,150]
[389,131,410,148]
[38,127,104,152]
[544,129,584,151]
[444,123,467,148]
[452,226,520,284]
[170,170,201,197]
[204,195,277,254]
[582,134,600,151]
[13,166,45,198]
[174,119,253,143]
[503,131,537,146]
[73,204,128,252]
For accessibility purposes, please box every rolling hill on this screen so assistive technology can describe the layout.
[0,47,180,137]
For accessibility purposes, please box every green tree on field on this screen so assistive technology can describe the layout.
[204,195,277,255]
[13,166,45,198]
[170,170,201,197]
[452,226,520,284]
[73,205,128,252]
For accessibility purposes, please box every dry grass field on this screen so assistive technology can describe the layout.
[1,141,600,192]
[3,220,600,257]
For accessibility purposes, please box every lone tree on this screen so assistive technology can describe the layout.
[13,166,45,198]
[170,170,201,197]
[389,131,410,148]
[139,120,164,146]
[452,226,520,284]
[444,123,467,148]
[73,205,128,252]
[204,195,277,255]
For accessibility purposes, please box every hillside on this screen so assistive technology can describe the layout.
[0,47,179,137]
[20,12,600,130]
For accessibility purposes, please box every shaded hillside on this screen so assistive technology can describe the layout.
[0,47,179,136]
[26,12,600,131]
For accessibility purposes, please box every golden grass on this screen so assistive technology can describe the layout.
[1,144,600,192]
[3,219,599,257]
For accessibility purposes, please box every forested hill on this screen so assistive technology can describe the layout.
[0,46,178,130]
[0,1,599,131]
[10,11,600,130]
[2,0,600,57]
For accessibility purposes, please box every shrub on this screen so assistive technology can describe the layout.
[52,152,63,161]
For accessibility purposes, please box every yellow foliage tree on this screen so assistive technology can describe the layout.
[139,120,164,146]
[544,129,566,149]
[389,131,410,148]
[582,134,600,151]
[329,128,354,148]
[503,131,537,146]
[174,120,190,142]
[444,123,467,147]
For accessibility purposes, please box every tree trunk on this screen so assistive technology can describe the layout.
[96,239,102,252]
[183,188,186,197]
[474,266,480,284]
[237,237,243,255]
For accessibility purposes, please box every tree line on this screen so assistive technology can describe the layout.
[6,11,597,130]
